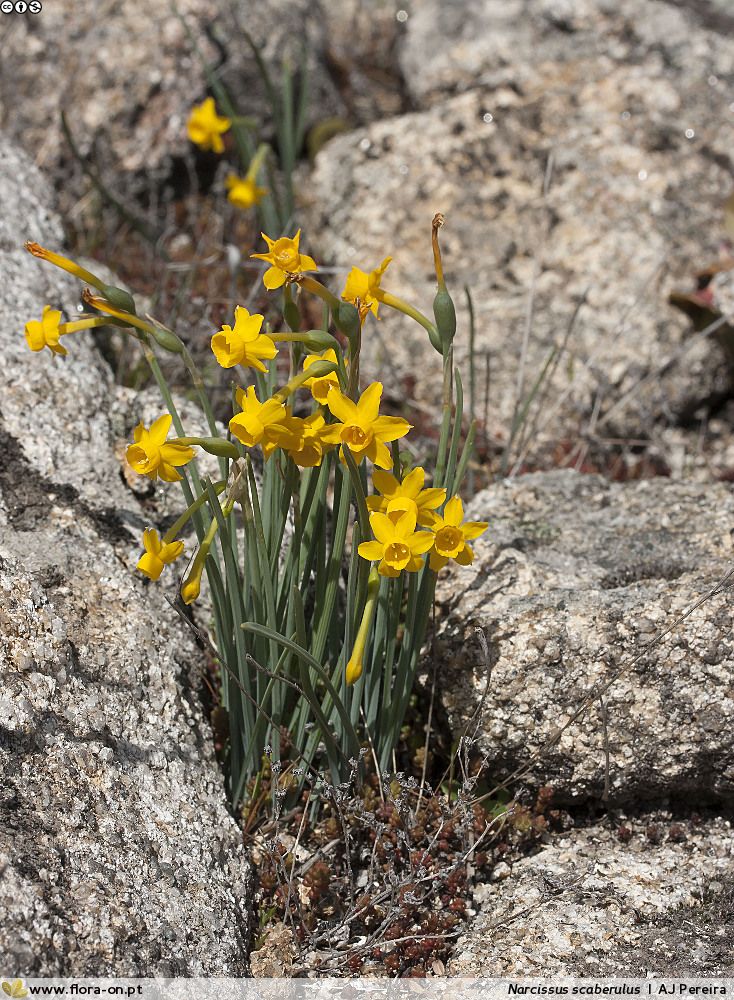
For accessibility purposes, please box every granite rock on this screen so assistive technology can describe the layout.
[305,0,734,475]
[436,470,734,805]
[0,135,252,973]
[0,0,341,167]
[450,813,734,976]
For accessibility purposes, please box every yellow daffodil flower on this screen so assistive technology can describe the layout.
[136,528,185,581]
[342,256,392,320]
[367,467,446,527]
[187,97,231,153]
[357,510,434,578]
[24,306,111,357]
[226,173,267,209]
[126,414,195,482]
[428,496,488,572]
[281,412,330,467]
[346,566,380,684]
[210,306,277,372]
[180,514,223,605]
[303,348,340,404]
[322,382,411,469]
[229,386,290,456]
[250,230,318,290]
[24,306,67,355]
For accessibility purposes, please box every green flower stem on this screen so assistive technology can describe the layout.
[273,360,338,402]
[245,141,269,182]
[59,316,116,336]
[433,348,454,488]
[376,289,438,339]
[142,344,207,531]
[175,436,240,461]
[162,481,226,544]
[295,275,340,311]
[346,320,362,401]
[342,448,370,541]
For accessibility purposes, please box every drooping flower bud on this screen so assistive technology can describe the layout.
[102,284,137,315]
[334,301,361,343]
[150,324,185,355]
[431,213,456,354]
[302,329,339,352]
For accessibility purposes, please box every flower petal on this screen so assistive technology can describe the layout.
[358,540,385,562]
[408,531,435,556]
[148,414,173,446]
[462,520,489,541]
[298,254,318,272]
[319,424,343,445]
[372,415,412,443]
[401,467,425,497]
[137,551,164,581]
[418,487,447,511]
[160,442,195,467]
[142,527,162,556]
[372,469,399,499]
[263,266,287,290]
[326,388,359,423]
[393,509,417,536]
[429,551,448,572]
[404,554,427,573]
[370,440,393,470]
[370,512,397,544]
[160,539,185,563]
[377,558,401,578]
[356,382,383,423]
[158,463,183,482]
[211,332,240,367]
[443,495,464,526]
[455,544,474,565]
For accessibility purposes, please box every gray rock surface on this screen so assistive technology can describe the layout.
[0,1,403,204]
[451,813,734,976]
[436,470,734,805]
[0,136,252,973]
[0,0,334,167]
[305,0,734,476]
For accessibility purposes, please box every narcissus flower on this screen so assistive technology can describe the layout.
[136,528,185,581]
[25,242,107,291]
[281,412,332,467]
[211,306,277,372]
[187,97,231,153]
[180,514,223,605]
[229,386,289,456]
[367,467,446,527]
[358,510,434,578]
[250,230,318,290]
[342,256,392,320]
[428,496,488,572]
[303,348,340,404]
[345,566,380,685]
[24,306,66,355]
[226,173,267,209]
[25,305,132,358]
[126,414,195,482]
[322,382,411,469]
